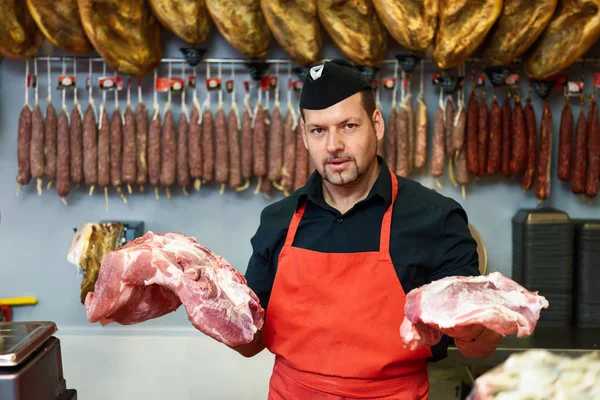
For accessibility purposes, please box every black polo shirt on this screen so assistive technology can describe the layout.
[244,156,480,361]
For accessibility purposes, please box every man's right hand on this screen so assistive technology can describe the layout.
[230,328,265,358]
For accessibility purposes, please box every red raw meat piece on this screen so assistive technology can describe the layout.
[85,232,264,347]
[399,272,549,350]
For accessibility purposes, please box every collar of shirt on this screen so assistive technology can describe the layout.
[294,156,395,214]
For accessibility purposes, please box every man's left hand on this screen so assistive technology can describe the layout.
[439,324,504,359]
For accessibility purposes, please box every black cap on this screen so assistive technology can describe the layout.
[299,59,372,110]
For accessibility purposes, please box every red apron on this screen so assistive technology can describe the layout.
[263,167,432,399]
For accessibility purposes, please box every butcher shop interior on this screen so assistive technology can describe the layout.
[1,1,600,399]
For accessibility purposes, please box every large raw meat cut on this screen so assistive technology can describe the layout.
[524,0,600,80]
[467,349,600,399]
[85,232,264,347]
[399,272,549,350]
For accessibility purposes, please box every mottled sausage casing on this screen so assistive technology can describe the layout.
[406,94,415,172]
[30,104,45,191]
[214,106,229,184]
[160,108,176,187]
[56,108,70,197]
[466,91,479,175]
[17,105,32,186]
[83,104,98,187]
[227,105,242,189]
[557,101,574,181]
[148,109,161,187]
[110,107,123,187]
[415,94,428,169]
[430,105,445,177]
[188,103,202,187]
[586,99,600,198]
[444,96,455,157]
[510,98,527,175]
[122,105,137,187]
[253,103,267,178]
[44,103,58,183]
[501,97,512,178]
[477,92,488,177]
[177,110,190,188]
[294,116,308,191]
[97,107,111,188]
[135,102,148,186]
[241,103,253,180]
[455,147,470,185]
[452,106,466,155]
[395,105,409,177]
[386,106,397,169]
[202,108,214,183]
[281,106,296,192]
[70,105,84,185]
[267,105,283,183]
[571,107,588,195]
[535,101,552,200]
[521,102,537,191]
[486,98,502,175]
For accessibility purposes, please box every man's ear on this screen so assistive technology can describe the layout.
[373,109,384,142]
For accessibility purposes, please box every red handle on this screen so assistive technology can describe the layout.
[1,306,11,322]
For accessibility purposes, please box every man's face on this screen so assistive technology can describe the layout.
[301,92,384,187]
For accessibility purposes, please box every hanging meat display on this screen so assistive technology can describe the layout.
[261,0,321,66]
[372,0,438,53]
[148,0,211,45]
[77,0,162,77]
[482,0,557,67]
[205,0,271,58]
[433,0,502,70]
[524,0,600,80]
[0,0,43,58]
[317,0,387,66]
[26,0,93,54]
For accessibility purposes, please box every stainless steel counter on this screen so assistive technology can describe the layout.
[437,327,600,368]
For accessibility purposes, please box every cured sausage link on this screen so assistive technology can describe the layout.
[70,104,84,186]
[557,100,574,181]
[477,91,488,177]
[30,104,45,195]
[188,104,202,190]
[177,110,190,194]
[17,105,32,188]
[521,101,537,191]
[585,98,600,198]
[214,106,229,191]
[486,97,502,175]
[135,102,149,188]
[227,106,243,190]
[56,108,70,204]
[148,108,161,198]
[500,97,512,178]
[44,103,58,189]
[510,97,527,175]
[82,104,98,195]
[571,106,588,195]
[430,103,445,178]
[535,101,553,201]
[122,105,137,193]
[414,93,427,169]
[466,90,479,175]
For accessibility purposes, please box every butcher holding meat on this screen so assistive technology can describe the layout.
[237,60,502,399]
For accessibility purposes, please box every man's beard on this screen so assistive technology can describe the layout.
[321,157,361,186]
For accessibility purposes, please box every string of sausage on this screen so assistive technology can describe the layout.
[268,66,284,194]
[486,92,502,176]
[571,100,588,195]
[444,94,455,178]
[477,90,488,177]
[31,58,45,196]
[521,96,537,192]
[97,64,111,208]
[214,81,229,195]
[83,59,97,196]
[453,65,468,197]
[414,61,427,170]
[110,82,127,204]
[148,69,162,200]
[188,66,202,191]
[259,92,273,197]
[45,57,58,191]
[430,87,445,185]
[201,66,215,187]
[510,93,527,176]
[56,60,71,206]
[406,92,415,174]
[252,88,267,193]
[226,63,244,192]
[240,91,253,190]
[177,62,190,196]
[535,100,553,201]
[293,113,308,191]
[557,96,574,182]
[122,79,138,195]
[500,94,512,178]
[466,87,479,176]
[135,77,148,191]
[70,60,84,191]
[585,96,600,199]
[17,60,32,192]
[396,76,410,178]
[385,61,398,170]
[280,63,297,196]
[160,96,176,199]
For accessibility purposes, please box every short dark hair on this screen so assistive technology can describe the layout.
[300,88,377,122]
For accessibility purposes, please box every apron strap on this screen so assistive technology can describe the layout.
[284,202,307,248]
[379,168,399,254]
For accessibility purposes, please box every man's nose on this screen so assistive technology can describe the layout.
[326,129,344,153]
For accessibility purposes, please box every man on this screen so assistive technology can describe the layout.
[235,59,502,399]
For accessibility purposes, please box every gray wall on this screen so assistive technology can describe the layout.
[1,29,598,329]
